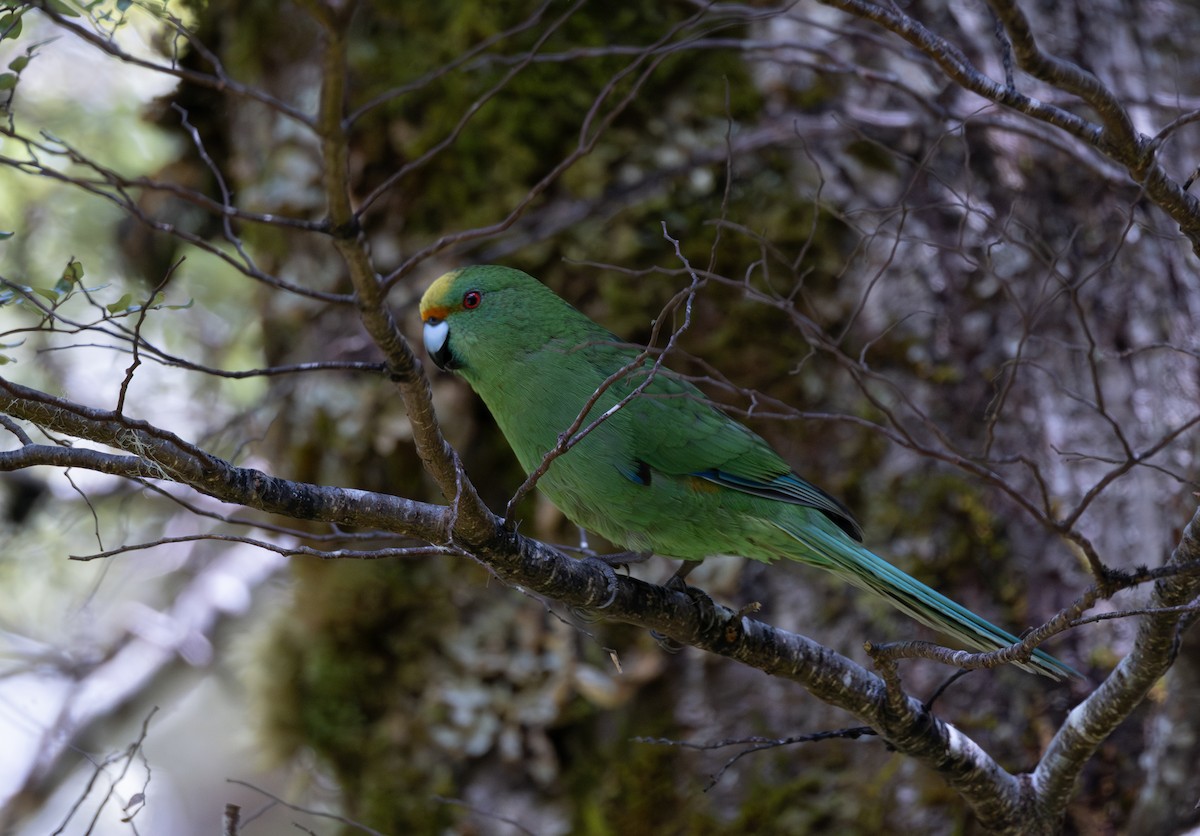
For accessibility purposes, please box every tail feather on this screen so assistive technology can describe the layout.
[770,517,1077,679]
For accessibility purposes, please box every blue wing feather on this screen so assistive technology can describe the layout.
[692,468,864,541]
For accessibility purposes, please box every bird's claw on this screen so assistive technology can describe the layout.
[663,558,701,592]
[580,555,620,609]
[653,564,716,653]
[650,629,685,654]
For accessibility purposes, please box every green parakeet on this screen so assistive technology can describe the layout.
[420,265,1073,679]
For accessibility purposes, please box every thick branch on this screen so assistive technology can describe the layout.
[479,531,1040,827]
[16,370,1197,830]
[985,0,1140,158]
[0,375,448,536]
[0,372,1035,826]
[819,0,1101,142]
[1033,505,1200,815]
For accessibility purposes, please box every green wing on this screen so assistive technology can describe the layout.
[611,363,863,541]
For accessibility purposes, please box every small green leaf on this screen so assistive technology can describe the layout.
[106,293,133,314]
[61,257,84,283]
[0,14,22,41]
[0,73,16,91]
[53,259,83,296]
[9,55,29,72]
[32,286,60,302]
[0,355,14,365]
[0,230,13,240]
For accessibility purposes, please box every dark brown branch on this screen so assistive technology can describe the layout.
[309,6,495,543]
[819,0,1101,141]
[0,375,449,537]
[984,0,1140,158]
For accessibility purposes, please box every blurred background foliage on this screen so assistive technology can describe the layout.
[1,0,1198,834]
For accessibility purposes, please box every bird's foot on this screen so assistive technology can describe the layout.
[652,561,712,653]
[580,555,621,609]
[663,558,702,593]
[650,630,685,654]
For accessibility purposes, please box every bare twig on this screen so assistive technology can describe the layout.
[225,779,389,836]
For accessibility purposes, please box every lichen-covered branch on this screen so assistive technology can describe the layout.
[1034,505,1200,814]
[819,0,1200,252]
[0,375,448,537]
[0,369,1034,828]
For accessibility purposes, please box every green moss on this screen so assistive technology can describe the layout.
[257,557,465,833]
[734,768,873,834]
[344,3,764,242]
[558,685,717,835]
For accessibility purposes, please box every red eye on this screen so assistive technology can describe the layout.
[462,290,482,309]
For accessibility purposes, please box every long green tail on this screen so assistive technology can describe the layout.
[772,517,1077,679]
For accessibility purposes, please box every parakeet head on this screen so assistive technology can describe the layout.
[420,265,599,376]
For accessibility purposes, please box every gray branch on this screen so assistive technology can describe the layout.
[820,0,1200,252]
[5,369,1199,830]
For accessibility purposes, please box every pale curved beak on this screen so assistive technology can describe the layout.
[422,319,457,370]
